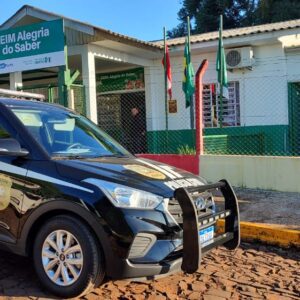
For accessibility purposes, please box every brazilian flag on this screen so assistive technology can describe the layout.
[182,37,195,108]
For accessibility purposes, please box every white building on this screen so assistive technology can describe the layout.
[150,20,300,156]
[1,5,300,191]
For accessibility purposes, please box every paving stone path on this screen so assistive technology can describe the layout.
[0,243,299,299]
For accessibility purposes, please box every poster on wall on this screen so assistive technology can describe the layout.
[97,68,145,93]
[168,99,177,113]
[0,19,65,74]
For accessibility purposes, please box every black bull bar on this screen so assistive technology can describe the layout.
[174,179,240,274]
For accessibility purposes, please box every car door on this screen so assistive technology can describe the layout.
[0,114,28,244]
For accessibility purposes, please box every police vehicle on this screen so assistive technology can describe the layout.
[0,89,240,298]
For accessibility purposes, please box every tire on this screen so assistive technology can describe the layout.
[33,215,105,298]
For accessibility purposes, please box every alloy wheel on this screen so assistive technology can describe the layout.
[41,230,83,286]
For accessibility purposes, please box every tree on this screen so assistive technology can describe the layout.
[168,0,257,38]
[194,0,226,34]
[255,0,300,24]
[167,0,202,38]
[193,0,256,32]
[168,0,300,38]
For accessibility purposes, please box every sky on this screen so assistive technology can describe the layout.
[0,0,182,41]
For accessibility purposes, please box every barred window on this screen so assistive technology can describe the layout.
[203,81,240,127]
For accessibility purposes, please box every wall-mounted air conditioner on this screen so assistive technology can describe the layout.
[225,47,255,69]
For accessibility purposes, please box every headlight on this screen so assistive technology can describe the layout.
[92,180,163,209]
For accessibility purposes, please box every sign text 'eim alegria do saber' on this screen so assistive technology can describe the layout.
[0,19,65,74]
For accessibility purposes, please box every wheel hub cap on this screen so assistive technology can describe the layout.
[59,253,66,261]
[42,230,83,286]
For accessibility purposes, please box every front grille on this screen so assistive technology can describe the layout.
[169,181,240,274]
[168,192,214,225]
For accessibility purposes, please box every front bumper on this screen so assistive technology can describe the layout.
[106,180,240,279]
[175,179,240,273]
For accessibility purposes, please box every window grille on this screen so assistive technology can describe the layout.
[203,82,240,127]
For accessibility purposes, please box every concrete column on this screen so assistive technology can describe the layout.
[81,46,98,123]
[9,72,22,90]
[144,65,165,131]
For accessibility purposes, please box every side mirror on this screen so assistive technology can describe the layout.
[0,138,29,157]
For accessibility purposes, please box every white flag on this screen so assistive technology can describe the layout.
[216,82,229,99]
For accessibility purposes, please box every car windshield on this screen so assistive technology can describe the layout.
[11,106,131,158]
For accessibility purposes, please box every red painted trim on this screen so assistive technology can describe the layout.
[137,61,208,176]
[195,59,209,156]
[137,154,199,175]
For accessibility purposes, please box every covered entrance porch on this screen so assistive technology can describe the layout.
[0,5,162,127]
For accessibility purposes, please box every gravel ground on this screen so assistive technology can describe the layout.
[235,188,300,230]
[0,243,299,300]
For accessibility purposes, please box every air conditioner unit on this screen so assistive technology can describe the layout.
[225,47,254,69]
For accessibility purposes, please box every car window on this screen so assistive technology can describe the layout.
[0,114,27,150]
[0,124,11,139]
[11,107,131,158]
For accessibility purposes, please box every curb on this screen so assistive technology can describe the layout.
[217,220,300,248]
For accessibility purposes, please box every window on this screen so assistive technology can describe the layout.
[0,125,11,139]
[11,108,130,158]
[203,81,240,127]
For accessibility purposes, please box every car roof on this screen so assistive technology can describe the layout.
[0,98,71,112]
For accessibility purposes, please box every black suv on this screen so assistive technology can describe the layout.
[0,97,240,298]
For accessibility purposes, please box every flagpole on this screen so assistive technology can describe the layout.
[219,15,223,128]
[187,16,194,130]
[163,27,169,153]
[163,27,169,132]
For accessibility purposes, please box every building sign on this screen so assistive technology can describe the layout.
[0,19,65,74]
[97,68,144,93]
[168,99,177,113]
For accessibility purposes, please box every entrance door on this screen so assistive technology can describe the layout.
[97,92,146,153]
[121,92,146,153]
[288,82,300,155]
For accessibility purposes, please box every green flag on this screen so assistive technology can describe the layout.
[216,15,228,87]
[182,37,195,108]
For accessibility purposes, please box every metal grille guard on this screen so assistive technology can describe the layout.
[174,179,240,274]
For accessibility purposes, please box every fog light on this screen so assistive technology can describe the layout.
[128,233,156,259]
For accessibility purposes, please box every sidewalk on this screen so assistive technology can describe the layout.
[216,187,300,247]
[235,187,300,231]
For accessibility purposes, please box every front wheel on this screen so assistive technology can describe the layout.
[33,215,105,298]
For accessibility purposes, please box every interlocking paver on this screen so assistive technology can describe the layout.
[0,243,299,300]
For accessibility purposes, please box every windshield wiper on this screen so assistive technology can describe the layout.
[94,154,129,158]
[52,155,87,160]
[53,153,131,160]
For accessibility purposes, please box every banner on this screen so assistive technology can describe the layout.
[97,68,144,93]
[0,19,65,74]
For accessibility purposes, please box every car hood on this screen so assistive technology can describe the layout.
[55,156,207,198]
